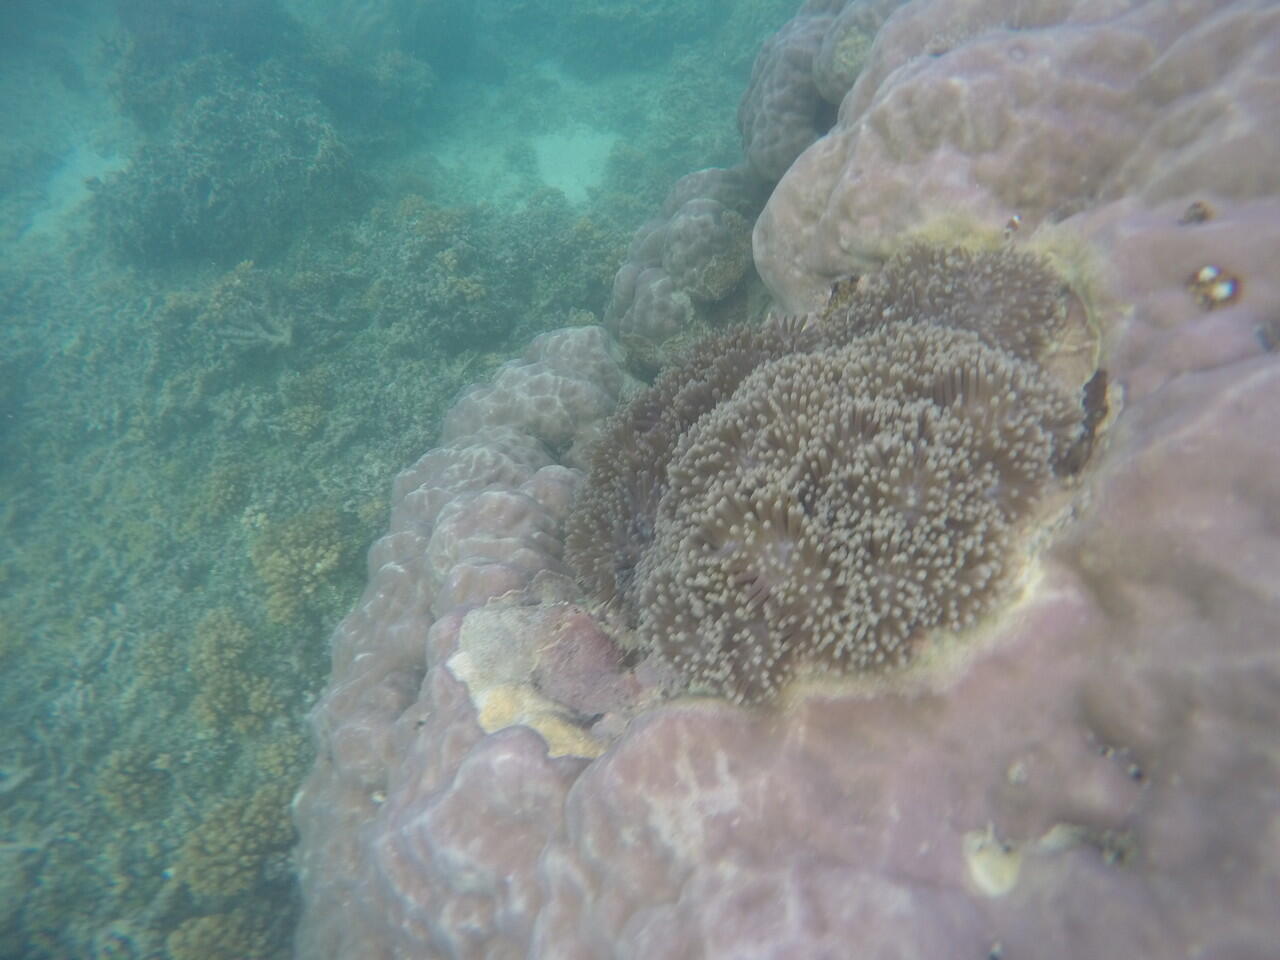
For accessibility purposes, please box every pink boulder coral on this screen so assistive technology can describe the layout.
[293,2,1280,957]
[755,0,1280,311]
[605,167,769,361]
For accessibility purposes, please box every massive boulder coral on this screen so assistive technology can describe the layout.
[661,199,753,303]
[737,12,835,182]
[755,0,1280,310]
[812,0,900,103]
[293,1,1280,957]
[293,325,639,948]
[737,0,901,181]
[439,325,635,465]
[295,230,1280,954]
[604,166,768,365]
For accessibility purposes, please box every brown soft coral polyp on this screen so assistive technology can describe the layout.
[635,323,1082,702]
[568,245,1090,702]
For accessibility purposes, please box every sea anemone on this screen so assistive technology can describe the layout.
[633,323,1083,702]
[563,316,818,606]
[566,244,1099,702]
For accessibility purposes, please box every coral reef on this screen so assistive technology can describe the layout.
[298,217,1280,956]
[250,510,349,625]
[254,731,311,784]
[355,198,499,350]
[755,0,1280,311]
[0,3,805,958]
[14,0,1278,955]
[166,908,277,960]
[175,784,295,899]
[198,262,296,354]
[95,747,172,818]
[191,608,283,733]
[200,462,252,520]
[91,57,354,265]
[352,192,622,354]
[291,1,1280,957]
[605,166,770,364]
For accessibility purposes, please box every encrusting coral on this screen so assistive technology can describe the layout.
[567,242,1097,701]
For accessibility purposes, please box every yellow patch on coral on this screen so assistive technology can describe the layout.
[963,824,1022,897]
[473,682,604,759]
[447,605,605,759]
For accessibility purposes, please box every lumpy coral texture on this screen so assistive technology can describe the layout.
[754,0,1280,311]
[604,165,769,365]
[293,1,1280,957]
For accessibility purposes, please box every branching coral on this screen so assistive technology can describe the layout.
[96,748,172,818]
[91,56,353,265]
[250,509,348,624]
[355,197,507,351]
[198,261,295,353]
[166,908,277,960]
[191,608,283,733]
[175,783,295,899]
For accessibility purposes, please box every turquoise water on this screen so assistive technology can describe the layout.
[0,1,795,956]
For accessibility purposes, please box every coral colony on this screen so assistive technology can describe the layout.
[294,1,1280,957]
[12,0,1271,956]
[570,246,1097,703]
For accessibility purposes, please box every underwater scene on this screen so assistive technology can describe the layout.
[1,1,1277,958]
